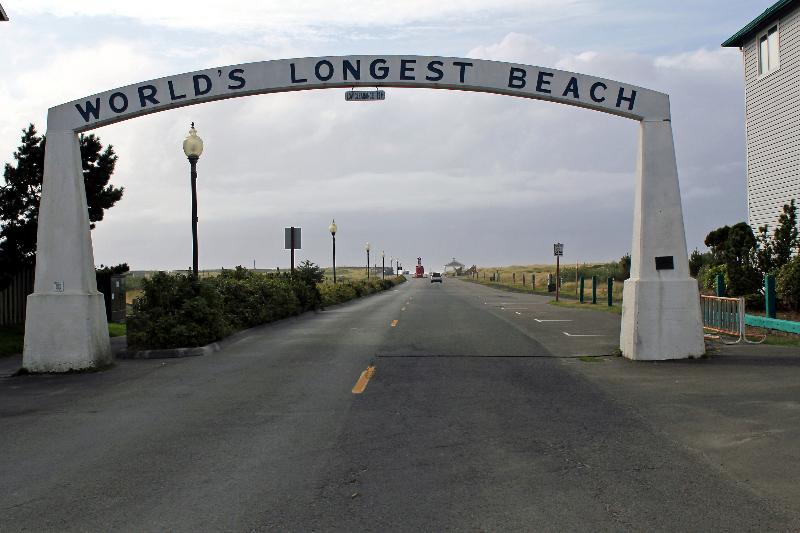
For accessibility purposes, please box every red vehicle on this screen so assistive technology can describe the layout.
[414,257,425,278]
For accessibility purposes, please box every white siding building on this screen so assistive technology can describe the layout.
[723,0,800,233]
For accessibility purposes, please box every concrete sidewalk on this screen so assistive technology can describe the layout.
[564,339,800,520]
[463,276,800,519]
[0,336,128,377]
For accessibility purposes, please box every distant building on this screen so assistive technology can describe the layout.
[722,0,800,233]
[443,258,465,275]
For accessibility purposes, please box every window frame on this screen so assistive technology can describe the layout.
[757,23,781,78]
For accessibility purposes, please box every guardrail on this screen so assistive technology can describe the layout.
[701,295,764,344]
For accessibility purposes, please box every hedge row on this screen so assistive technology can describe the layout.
[697,256,800,311]
[127,268,405,350]
[319,276,404,307]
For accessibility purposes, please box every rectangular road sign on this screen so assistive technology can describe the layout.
[345,90,385,101]
[554,243,564,256]
[284,227,301,249]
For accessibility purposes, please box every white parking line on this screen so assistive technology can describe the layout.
[562,332,604,337]
[534,319,572,323]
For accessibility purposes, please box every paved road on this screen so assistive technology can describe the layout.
[1,278,798,531]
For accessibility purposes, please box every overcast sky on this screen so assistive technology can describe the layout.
[0,1,774,272]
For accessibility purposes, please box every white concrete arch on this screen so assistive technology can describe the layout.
[24,56,704,372]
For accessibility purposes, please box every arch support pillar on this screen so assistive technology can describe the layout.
[620,120,704,360]
[22,130,111,372]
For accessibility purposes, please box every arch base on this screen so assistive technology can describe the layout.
[23,293,111,373]
[621,279,705,360]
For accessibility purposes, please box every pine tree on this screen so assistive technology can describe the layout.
[0,125,44,274]
[754,224,774,276]
[0,124,124,287]
[772,199,798,270]
[80,133,123,229]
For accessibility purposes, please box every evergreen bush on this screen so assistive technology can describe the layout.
[127,269,406,350]
[777,257,800,311]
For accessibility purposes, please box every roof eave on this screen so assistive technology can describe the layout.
[721,0,797,47]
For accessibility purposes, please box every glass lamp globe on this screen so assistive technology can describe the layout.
[329,219,337,235]
[183,122,204,158]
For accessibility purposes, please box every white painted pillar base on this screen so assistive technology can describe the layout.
[621,279,704,360]
[23,293,111,372]
[22,130,111,372]
[620,120,704,360]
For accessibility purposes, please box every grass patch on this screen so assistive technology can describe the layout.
[108,322,127,337]
[0,323,127,357]
[460,277,579,299]
[762,334,800,347]
[578,355,604,363]
[549,300,622,315]
[0,325,25,357]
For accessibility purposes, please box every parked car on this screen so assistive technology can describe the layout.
[430,272,442,283]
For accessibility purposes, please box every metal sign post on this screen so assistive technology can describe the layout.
[285,227,302,274]
[553,243,564,302]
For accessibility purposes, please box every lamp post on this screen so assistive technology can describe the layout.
[381,250,386,280]
[365,242,371,279]
[329,219,337,284]
[182,122,203,277]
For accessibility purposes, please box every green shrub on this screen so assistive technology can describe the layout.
[127,272,231,349]
[319,275,405,307]
[744,292,765,311]
[213,268,301,328]
[698,263,727,293]
[319,283,358,307]
[777,257,800,311]
[127,269,405,350]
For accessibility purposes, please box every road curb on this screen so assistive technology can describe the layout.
[119,343,221,359]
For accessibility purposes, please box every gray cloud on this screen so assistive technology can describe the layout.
[0,7,751,272]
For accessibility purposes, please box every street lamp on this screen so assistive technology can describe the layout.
[329,219,337,284]
[182,122,203,277]
[381,250,386,280]
[365,242,371,279]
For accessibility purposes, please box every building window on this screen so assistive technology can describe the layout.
[758,25,780,75]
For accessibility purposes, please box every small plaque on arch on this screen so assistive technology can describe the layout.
[654,256,674,270]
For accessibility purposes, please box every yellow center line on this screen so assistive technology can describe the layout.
[391,319,399,327]
[352,365,376,394]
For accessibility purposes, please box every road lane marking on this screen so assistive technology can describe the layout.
[391,320,399,327]
[535,319,573,323]
[562,332,604,337]
[515,312,522,316]
[401,307,406,311]
[352,366,376,394]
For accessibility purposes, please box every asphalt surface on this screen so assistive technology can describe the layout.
[1,277,798,531]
